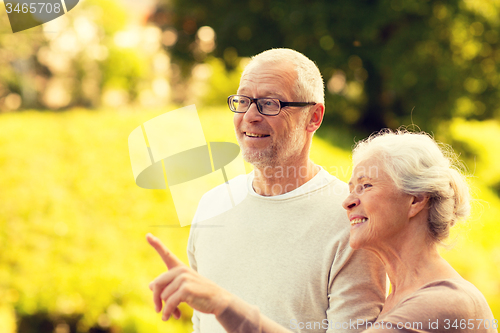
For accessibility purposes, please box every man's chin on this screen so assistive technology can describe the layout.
[241,149,275,168]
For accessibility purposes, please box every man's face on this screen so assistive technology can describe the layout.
[234,62,309,169]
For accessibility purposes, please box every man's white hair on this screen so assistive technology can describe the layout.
[241,48,325,105]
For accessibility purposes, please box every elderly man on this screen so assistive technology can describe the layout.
[152,48,386,333]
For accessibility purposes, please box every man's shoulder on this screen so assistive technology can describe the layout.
[272,166,349,200]
[192,173,249,224]
[310,167,349,199]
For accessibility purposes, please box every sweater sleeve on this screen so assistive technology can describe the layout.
[326,245,386,333]
[217,295,293,333]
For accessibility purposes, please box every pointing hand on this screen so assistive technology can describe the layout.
[147,233,233,321]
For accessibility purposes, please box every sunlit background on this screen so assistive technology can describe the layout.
[1,0,500,332]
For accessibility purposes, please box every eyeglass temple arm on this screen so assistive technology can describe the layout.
[280,101,316,107]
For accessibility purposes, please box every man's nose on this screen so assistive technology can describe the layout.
[242,101,263,122]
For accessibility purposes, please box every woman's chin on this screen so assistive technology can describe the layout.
[349,230,368,250]
[349,237,362,250]
[349,220,369,249]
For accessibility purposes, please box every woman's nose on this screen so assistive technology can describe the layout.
[342,193,359,210]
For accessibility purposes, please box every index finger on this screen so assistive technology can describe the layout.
[146,233,185,269]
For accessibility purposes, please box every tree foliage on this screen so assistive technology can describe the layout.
[153,0,500,133]
[0,0,170,111]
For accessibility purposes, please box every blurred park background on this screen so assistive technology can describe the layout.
[1,0,500,332]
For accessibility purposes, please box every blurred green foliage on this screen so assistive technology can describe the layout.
[154,0,500,134]
[0,109,195,332]
[438,119,500,314]
[0,108,499,332]
[102,47,150,95]
[197,57,244,106]
[0,0,169,111]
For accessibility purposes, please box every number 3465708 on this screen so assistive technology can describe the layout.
[5,2,62,14]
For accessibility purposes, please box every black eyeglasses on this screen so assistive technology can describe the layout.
[227,95,316,116]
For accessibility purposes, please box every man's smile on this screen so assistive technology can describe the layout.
[244,132,270,138]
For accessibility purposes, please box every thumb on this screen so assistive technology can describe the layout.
[146,233,184,269]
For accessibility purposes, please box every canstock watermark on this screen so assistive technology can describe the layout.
[4,0,80,33]
[259,164,381,196]
[346,164,381,195]
[262,165,352,180]
[128,105,246,227]
[261,165,379,182]
[289,318,499,331]
[253,176,349,199]
[290,318,424,331]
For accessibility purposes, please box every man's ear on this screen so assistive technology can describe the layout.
[306,103,325,133]
[408,194,430,219]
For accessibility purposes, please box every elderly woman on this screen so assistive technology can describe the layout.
[147,130,497,333]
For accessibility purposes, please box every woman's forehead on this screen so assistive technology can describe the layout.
[350,158,390,182]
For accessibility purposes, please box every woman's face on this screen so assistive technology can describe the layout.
[342,157,414,251]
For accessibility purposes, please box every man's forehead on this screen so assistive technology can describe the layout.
[249,59,294,71]
[237,86,286,98]
[238,62,296,98]
[242,61,295,81]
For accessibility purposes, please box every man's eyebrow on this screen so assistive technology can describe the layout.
[262,91,283,97]
[237,89,285,99]
[267,92,287,99]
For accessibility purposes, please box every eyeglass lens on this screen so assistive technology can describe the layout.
[231,96,280,115]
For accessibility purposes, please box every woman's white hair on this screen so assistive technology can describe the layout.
[352,129,471,243]
[241,48,325,105]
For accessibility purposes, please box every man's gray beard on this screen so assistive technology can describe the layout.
[241,144,279,169]
[239,125,306,169]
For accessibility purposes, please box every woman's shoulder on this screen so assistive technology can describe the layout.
[378,278,497,332]
[418,278,481,293]
[415,278,490,306]
[399,278,492,315]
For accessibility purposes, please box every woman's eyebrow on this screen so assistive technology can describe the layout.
[348,175,373,186]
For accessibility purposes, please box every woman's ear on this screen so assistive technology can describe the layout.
[408,194,430,219]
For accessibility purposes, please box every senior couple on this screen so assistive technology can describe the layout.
[147,49,496,333]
